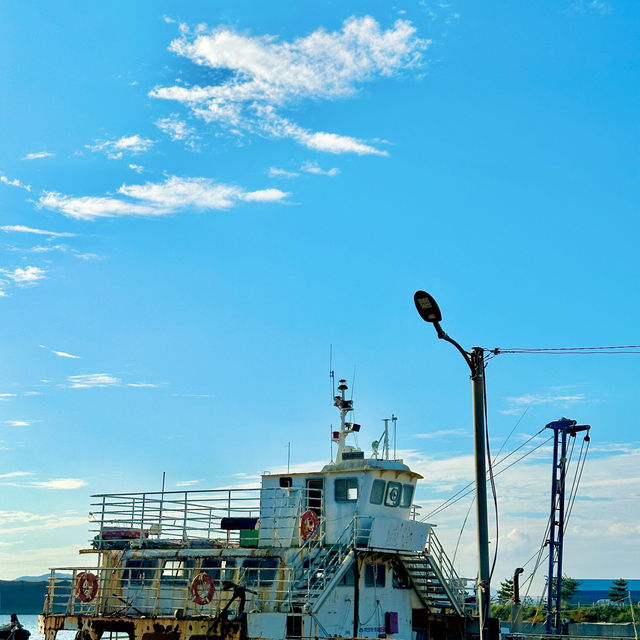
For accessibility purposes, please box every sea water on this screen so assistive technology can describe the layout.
[7,615,75,640]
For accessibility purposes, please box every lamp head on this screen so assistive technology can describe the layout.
[414,290,443,323]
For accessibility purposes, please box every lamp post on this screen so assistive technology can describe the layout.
[413,290,491,634]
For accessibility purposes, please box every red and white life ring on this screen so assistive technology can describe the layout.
[75,571,99,603]
[190,572,215,605]
[300,509,320,541]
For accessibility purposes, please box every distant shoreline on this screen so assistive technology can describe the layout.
[0,580,47,615]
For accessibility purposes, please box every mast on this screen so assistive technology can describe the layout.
[332,379,360,462]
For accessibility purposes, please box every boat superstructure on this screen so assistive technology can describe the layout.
[39,379,475,640]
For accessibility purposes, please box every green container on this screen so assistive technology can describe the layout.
[239,528,259,548]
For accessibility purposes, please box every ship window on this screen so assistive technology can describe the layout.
[400,484,414,508]
[201,558,221,580]
[340,564,356,586]
[286,615,303,638]
[369,479,385,505]
[123,558,155,582]
[392,562,411,589]
[364,563,386,588]
[161,560,185,583]
[280,477,293,487]
[222,559,236,581]
[242,557,279,586]
[335,478,358,502]
[385,481,402,507]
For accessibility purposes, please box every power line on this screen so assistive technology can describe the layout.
[490,345,640,355]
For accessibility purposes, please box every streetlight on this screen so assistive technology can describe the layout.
[413,290,491,634]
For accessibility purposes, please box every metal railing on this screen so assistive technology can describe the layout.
[43,560,296,618]
[424,527,470,614]
[91,486,320,549]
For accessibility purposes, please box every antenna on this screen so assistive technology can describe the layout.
[382,418,390,460]
[287,442,291,473]
[329,345,335,400]
[392,414,397,460]
[350,365,356,400]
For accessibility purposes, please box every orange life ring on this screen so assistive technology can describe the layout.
[190,572,215,605]
[300,509,320,541]
[75,571,99,602]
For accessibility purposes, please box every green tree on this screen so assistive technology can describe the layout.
[608,578,628,602]
[497,578,514,604]
[551,576,581,604]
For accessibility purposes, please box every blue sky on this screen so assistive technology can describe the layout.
[0,0,638,590]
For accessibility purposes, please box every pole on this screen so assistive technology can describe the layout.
[547,430,559,635]
[471,347,491,636]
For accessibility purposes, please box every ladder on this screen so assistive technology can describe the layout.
[288,519,355,613]
[399,528,467,616]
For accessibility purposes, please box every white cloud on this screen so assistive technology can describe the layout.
[175,479,204,487]
[22,151,54,160]
[415,428,468,439]
[128,163,144,173]
[0,472,33,479]
[53,350,81,359]
[0,393,17,399]
[3,420,31,427]
[24,244,68,253]
[2,266,46,285]
[74,252,102,261]
[300,161,339,176]
[301,130,387,155]
[28,478,87,490]
[40,344,82,359]
[569,0,612,14]
[66,373,121,388]
[150,16,427,154]
[1,175,31,191]
[87,134,155,159]
[1,225,75,238]
[268,167,299,178]
[127,382,160,388]
[155,114,199,148]
[39,175,289,220]
[0,543,92,580]
[501,390,586,415]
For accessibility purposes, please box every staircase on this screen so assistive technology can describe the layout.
[399,528,468,616]
[286,518,470,618]
[287,519,355,613]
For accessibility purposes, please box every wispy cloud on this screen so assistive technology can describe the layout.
[150,16,427,154]
[500,389,586,415]
[66,373,121,388]
[3,420,32,427]
[28,478,87,490]
[0,393,17,399]
[1,266,46,285]
[268,167,299,178]
[301,161,339,176]
[127,382,160,388]
[22,151,54,160]
[415,428,468,439]
[155,114,199,148]
[175,479,204,487]
[1,174,31,191]
[128,163,144,173]
[1,225,75,238]
[87,134,155,159]
[39,175,289,220]
[0,472,33,479]
[39,345,82,359]
[568,0,612,14]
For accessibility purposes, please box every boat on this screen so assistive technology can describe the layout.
[39,379,484,640]
[1,614,31,640]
